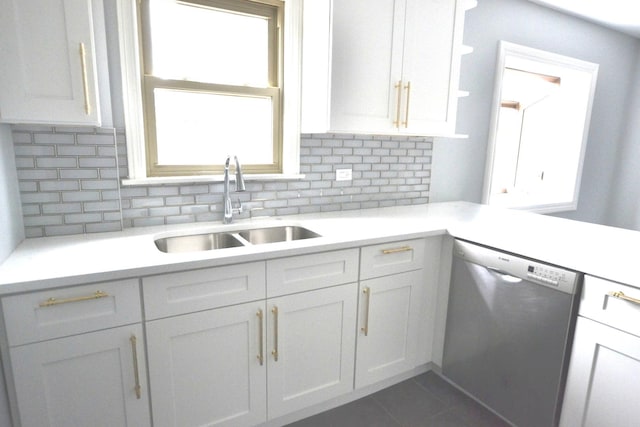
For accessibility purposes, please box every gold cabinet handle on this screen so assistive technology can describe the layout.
[79,43,91,115]
[608,291,640,306]
[402,81,411,128]
[130,335,142,399]
[393,80,403,128]
[257,309,264,366]
[381,246,413,255]
[271,306,279,362]
[361,287,371,336]
[39,290,109,307]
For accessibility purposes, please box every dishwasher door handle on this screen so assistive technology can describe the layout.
[486,266,523,283]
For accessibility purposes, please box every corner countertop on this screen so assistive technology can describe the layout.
[1,201,639,295]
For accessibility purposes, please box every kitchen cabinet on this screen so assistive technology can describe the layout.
[2,280,149,427]
[267,283,357,419]
[146,302,267,427]
[302,0,474,135]
[560,276,640,427]
[0,0,101,125]
[10,325,150,427]
[355,239,426,388]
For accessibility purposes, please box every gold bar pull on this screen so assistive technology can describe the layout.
[130,335,142,399]
[39,290,109,307]
[382,246,413,255]
[608,291,640,306]
[271,306,279,362]
[79,43,91,115]
[361,287,371,336]
[402,81,411,128]
[257,309,264,366]
[393,80,403,128]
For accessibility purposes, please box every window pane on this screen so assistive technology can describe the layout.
[154,89,274,166]
[149,1,270,86]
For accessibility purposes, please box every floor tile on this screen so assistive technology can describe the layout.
[371,379,448,427]
[412,371,469,408]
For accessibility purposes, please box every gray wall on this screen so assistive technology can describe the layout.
[430,0,640,227]
[607,49,640,229]
[0,124,24,262]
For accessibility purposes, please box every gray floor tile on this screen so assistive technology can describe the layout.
[371,379,448,427]
[287,373,513,427]
[412,371,469,408]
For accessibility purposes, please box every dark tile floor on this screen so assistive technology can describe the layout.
[286,371,511,427]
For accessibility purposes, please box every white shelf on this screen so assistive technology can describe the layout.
[461,0,478,11]
[457,90,470,98]
[461,45,474,55]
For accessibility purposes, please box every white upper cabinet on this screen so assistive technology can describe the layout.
[0,0,101,125]
[302,0,473,136]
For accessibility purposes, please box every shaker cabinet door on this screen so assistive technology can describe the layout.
[560,316,640,427]
[10,325,150,427]
[0,0,101,125]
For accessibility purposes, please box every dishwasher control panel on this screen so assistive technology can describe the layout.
[454,239,580,295]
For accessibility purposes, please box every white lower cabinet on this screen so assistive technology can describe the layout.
[560,316,640,427]
[560,275,640,427]
[10,324,150,427]
[145,282,357,426]
[267,283,358,419]
[355,270,423,388]
[146,302,266,427]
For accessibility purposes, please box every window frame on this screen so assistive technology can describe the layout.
[116,0,301,183]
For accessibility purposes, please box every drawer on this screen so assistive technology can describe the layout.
[267,249,359,297]
[360,238,426,280]
[2,279,141,346]
[143,262,265,319]
[580,275,640,337]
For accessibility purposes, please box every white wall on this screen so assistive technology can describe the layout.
[0,124,23,263]
[607,48,640,229]
[0,123,20,426]
[430,0,640,227]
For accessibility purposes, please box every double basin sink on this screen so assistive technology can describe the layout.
[155,225,321,253]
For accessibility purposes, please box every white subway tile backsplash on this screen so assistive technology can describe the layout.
[13,128,432,237]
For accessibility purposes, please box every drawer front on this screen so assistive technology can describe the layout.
[143,262,265,319]
[360,238,426,280]
[2,279,141,346]
[580,275,640,336]
[267,249,359,297]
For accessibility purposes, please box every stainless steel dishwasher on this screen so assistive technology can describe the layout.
[442,239,582,427]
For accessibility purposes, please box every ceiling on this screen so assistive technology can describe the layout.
[527,0,640,39]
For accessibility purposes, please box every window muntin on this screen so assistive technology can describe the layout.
[140,0,283,177]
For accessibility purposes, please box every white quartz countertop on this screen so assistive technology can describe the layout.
[1,201,639,295]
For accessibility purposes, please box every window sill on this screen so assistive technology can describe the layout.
[121,174,306,186]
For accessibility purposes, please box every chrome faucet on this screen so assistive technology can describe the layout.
[223,155,246,224]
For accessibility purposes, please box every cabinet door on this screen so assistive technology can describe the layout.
[146,303,266,427]
[355,270,423,388]
[0,0,101,125]
[10,325,150,427]
[560,316,640,427]
[330,0,405,132]
[402,0,460,134]
[267,283,357,419]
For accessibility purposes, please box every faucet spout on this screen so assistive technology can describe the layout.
[223,155,245,224]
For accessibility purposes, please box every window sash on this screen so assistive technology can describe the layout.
[143,76,282,176]
[139,0,284,177]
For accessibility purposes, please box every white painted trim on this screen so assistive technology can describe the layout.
[482,41,599,214]
[116,0,302,179]
[116,0,147,180]
[121,173,306,186]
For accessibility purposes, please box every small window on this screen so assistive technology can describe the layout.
[139,0,284,177]
[483,42,599,213]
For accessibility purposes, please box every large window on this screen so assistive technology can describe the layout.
[116,0,301,182]
[142,0,282,176]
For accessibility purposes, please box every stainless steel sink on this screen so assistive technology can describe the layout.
[155,232,243,253]
[238,226,320,245]
[155,225,321,253]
